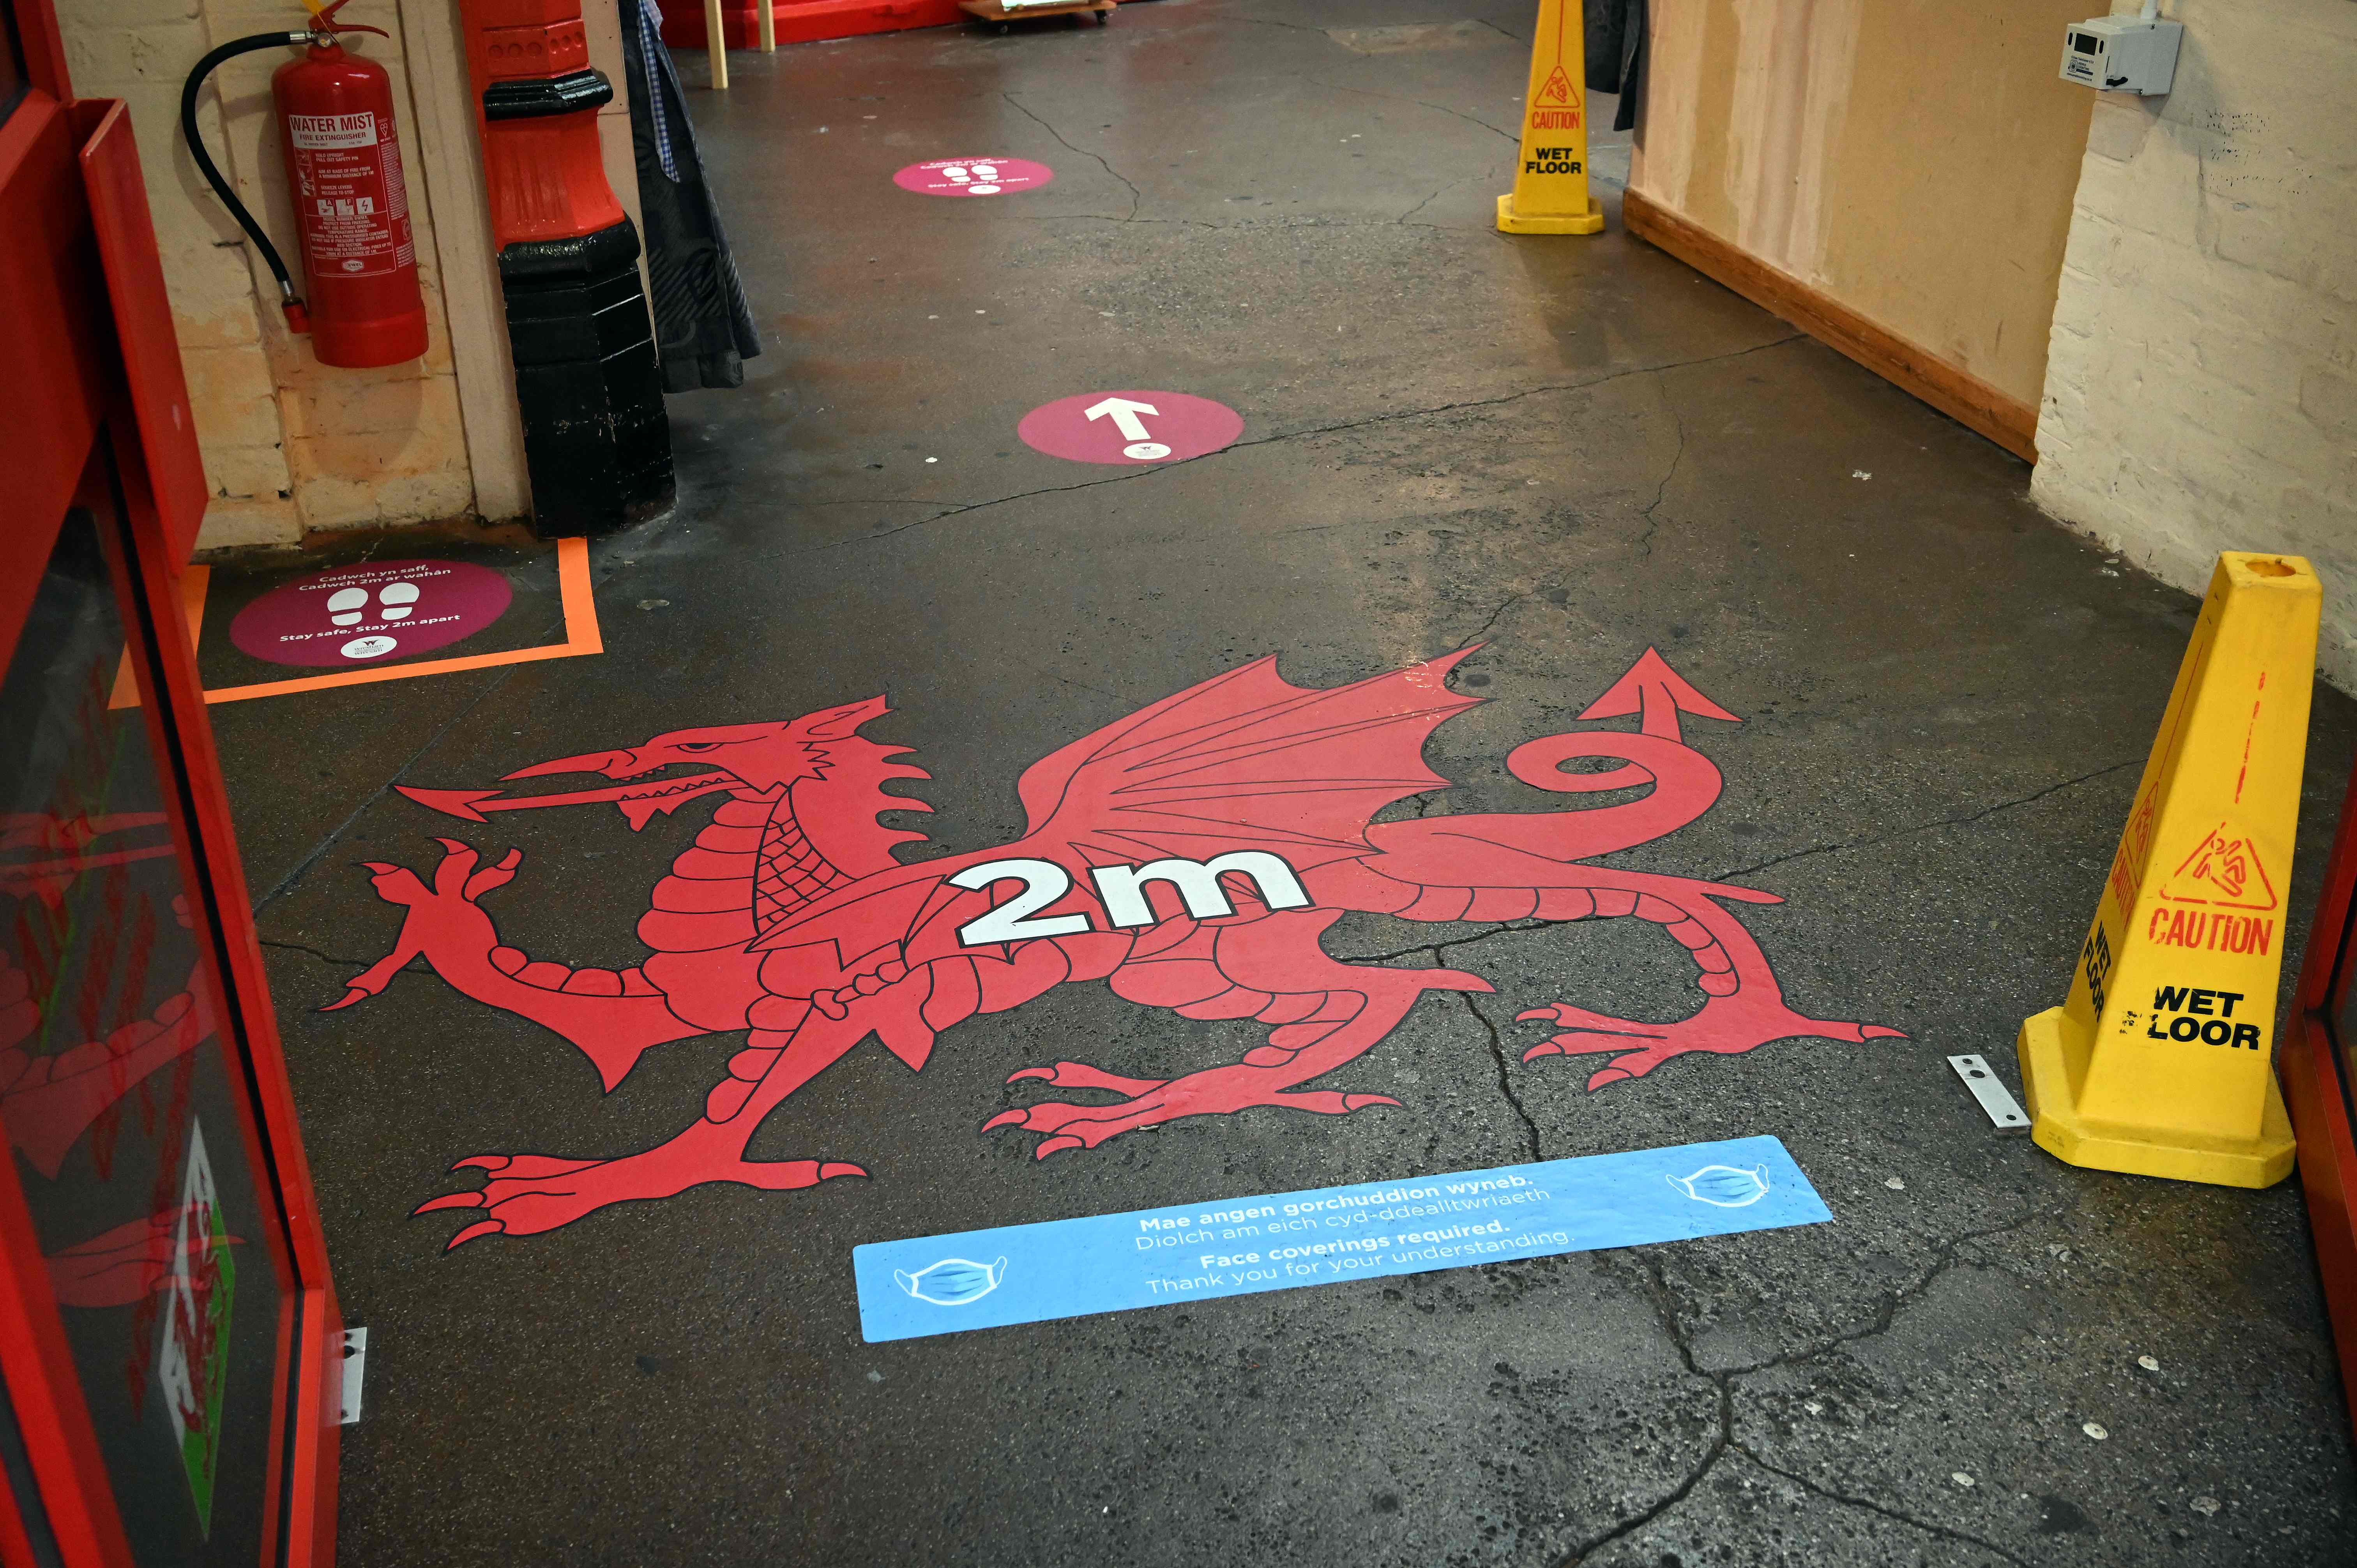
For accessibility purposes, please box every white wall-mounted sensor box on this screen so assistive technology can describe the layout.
[2060,16,2184,94]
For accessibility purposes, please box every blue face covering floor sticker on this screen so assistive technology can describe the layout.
[853,1136,1830,1342]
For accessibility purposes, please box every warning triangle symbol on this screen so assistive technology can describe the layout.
[2156,821,2279,911]
[1538,64,1578,107]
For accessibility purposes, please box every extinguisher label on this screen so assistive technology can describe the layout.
[288,111,375,150]
[287,111,414,279]
[383,138,415,269]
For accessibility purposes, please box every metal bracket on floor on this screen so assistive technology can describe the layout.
[1948,1054,2031,1134]
[339,1327,368,1425]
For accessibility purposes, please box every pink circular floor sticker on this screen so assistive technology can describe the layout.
[894,157,1054,198]
[230,559,512,667]
[1018,391,1244,466]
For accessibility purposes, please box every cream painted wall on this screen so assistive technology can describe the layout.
[64,0,304,546]
[57,0,547,546]
[2034,0,2357,689]
[397,0,532,523]
[1633,0,2097,411]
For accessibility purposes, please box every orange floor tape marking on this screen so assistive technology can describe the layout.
[110,537,602,709]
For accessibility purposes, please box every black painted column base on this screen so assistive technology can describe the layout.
[499,221,673,539]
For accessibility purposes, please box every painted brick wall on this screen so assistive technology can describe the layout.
[59,0,477,546]
[2033,0,2357,688]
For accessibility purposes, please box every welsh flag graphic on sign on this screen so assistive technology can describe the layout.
[156,1122,236,1535]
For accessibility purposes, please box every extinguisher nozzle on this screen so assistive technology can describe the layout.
[281,299,313,335]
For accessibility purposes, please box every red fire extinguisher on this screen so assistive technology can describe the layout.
[180,0,427,369]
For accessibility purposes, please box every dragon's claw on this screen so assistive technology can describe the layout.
[1004,1060,1167,1095]
[989,1065,1405,1155]
[1518,995,1905,1089]
[414,1148,863,1241]
[1523,1031,1647,1063]
[444,1220,505,1251]
[452,1152,603,1177]
[334,837,522,1010]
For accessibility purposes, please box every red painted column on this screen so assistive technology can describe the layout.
[456,0,671,536]
[460,1,623,246]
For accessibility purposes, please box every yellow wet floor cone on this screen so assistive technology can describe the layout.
[2019,553,2322,1187]
[1497,0,1604,236]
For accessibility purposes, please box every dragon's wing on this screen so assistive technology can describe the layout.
[748,651,1482,958]
[1010,649,1481,871]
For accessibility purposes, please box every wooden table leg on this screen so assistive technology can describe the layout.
[704,0,729,87]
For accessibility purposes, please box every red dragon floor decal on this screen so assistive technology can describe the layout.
[332,648,1898,1247]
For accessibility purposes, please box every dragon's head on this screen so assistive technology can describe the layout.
[397,698,917,833]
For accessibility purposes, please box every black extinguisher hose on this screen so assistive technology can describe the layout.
[180,32,313,331]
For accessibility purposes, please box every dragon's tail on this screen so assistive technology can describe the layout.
[1442,729,1726,862]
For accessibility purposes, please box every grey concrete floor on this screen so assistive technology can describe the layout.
[215,2,2357,1563]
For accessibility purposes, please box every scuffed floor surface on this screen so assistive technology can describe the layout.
[213,1,2357,1562]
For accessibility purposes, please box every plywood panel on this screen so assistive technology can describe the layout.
[1631,0,2092,422]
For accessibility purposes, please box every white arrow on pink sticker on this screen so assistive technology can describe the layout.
[1018,390,1244,465]
[1085,397,1161,454]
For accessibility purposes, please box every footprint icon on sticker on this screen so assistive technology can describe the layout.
[378,580,419,620]
[893,1256,1007,1306]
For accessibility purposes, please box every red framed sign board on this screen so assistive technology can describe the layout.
[2283,764,2357,1441]
[0,1,344,1563]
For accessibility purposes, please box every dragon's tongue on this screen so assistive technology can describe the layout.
[396,787,499,823]
[396,771,739,827]
[619,792,697,832]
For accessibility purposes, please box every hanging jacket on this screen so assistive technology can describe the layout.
[619,0,763,391]
[1584,0,1647,133]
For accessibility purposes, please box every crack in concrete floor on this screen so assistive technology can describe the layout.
[1299,72,1522,145]
[1710,756,2145,885]
[1461,989,1544,1160]
[1001,91,1143,221]
[1561,1204,2057,1565]
[750,333,1809,560]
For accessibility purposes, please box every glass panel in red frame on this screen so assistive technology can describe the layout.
[2,492,299,1565]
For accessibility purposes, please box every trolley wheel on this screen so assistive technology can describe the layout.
[995,19,1008,30]
[1094,8,1109,20]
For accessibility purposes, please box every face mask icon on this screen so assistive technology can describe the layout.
[894,1256,1008,1306]
[1666,1165,1771,1208]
